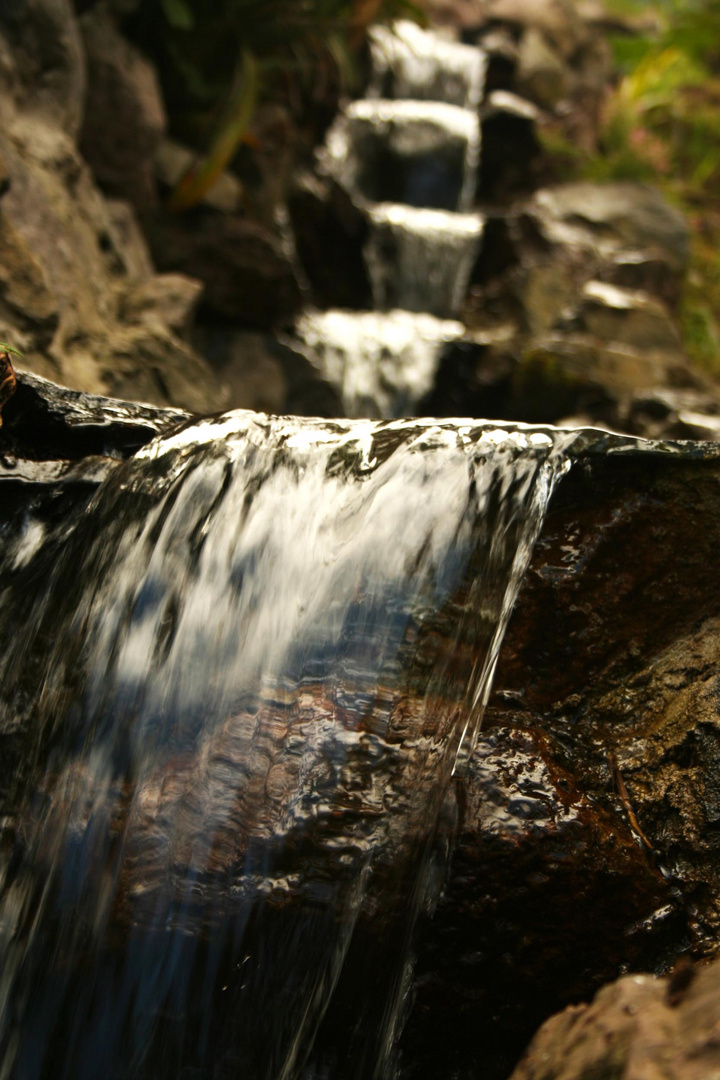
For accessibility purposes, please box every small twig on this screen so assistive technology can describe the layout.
[608,749,654,851]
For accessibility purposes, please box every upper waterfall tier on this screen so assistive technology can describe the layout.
[365,203,484,317]
[368,20,487,110]
[321,99,481,212]
[294,308,466,417]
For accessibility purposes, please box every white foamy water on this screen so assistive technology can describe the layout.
[369,20,487,111]
[321,99,481,212]
[365,203,484,316]
[295,308,466,417]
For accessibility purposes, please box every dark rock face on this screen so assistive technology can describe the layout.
[192,325,345,417]
[399,443,720,1080]
[79,4,165,209]
[478,91,542,201]
[144,208,302,329]
[287,172,372,311]
[0,370,186,468]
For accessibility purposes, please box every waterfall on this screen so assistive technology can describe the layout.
[296,21,488,417]
[0,412,576,1080]
[364,204,484,317]
[294,310,466,417]
[321,99,481,213]
[368,21,487,111]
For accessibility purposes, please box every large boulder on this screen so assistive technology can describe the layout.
[510,957,720,1080]
[399,443,720,1080]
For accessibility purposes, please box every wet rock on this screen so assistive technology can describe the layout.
[4,383,720,1080]
[120,272,203,342]
[486,448,720,959]
[509,957,720,1080]
[143,207,302,329]
[515,26,571,109]
[287,171,372,311]
[0,0,86,138]
[479,91,542,201]
[79,4,165,209]
[193,324,344,417]
[403,723,676,1080]
[0,368,186,464]
[402,445,720,1080]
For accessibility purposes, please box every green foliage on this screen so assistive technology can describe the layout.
[543,0,720,373]
[0,343,24,359]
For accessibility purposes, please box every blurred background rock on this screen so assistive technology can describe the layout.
[0,0,718,434]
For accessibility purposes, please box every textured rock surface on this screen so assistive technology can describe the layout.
[79,4,165,208]
[509,957,720,1080]
[193,325,345,417]
[143,207,302,329]
[0,3,228,414]
[0,0,86,138]
[401,442,720,1080]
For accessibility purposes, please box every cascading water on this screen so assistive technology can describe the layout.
[0,410,577,1080]
[295,22,488,417]
[364,204,485,318]
[293,310,466,418]
[367,21,487,111]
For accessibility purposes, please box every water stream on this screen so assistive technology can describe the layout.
[296,21,488,416]
[0,412,576,1080]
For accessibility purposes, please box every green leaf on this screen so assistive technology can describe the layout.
[160,0,194,31]
[0,342,24,359]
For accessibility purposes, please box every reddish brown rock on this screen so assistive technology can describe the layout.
[0,348,17,423]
